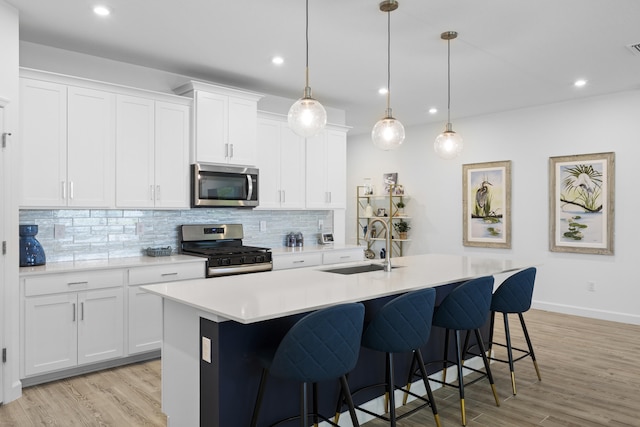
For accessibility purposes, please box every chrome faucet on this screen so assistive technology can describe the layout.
[364,218,392,272]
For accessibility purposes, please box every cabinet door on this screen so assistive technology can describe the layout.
[155,101,190,208]
[128,286,162,355]
[77,288,124,365]
[194,91,227,163]
[116,95,155,208]
[19,78,67,207]
[305,129,347,209]
[227,97,257,165]
[279,125,306,209]
[256,118,282,208]
[67,86,115,207]
[325,130,347,209]
[24,293,77,376]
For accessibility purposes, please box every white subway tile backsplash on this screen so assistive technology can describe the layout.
[19,209,333,262]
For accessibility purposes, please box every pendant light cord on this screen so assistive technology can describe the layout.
[305,0,310,88]
[386,10,391,111]
[447,38,451,124]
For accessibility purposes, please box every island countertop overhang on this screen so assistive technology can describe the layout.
[141,253,534,324]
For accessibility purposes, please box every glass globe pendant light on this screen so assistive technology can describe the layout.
[288,0,327,138]
[434,31,463,159]
[372,0,405,150]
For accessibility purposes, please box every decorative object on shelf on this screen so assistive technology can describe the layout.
[376,208,387,217]
[434,31,464,160]
[365,203,374,218]
[288,0,327,137]
[395,200,405,216]
[19,224,46,266]
[393,219,410,240]
[371,0,405,150]
[394,184,404,195]
[380,247,386,259]
[364,248,376,259]
[463,160,511,248]
[383,172,398,193]
[363,178,374,195]
[146,246,172,257]
[549,152,615,255]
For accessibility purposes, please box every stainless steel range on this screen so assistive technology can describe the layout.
[180,224,272,277]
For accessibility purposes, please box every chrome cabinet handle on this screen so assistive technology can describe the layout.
[80,302,84,321]
[72,303,76,322]
[161,272,178,277]
[69,181,74,200]
[282,190,285,203]
[156,185,161,201]
[62,181,66,199]
[229,143,234,158]
[150,185,154,200]
[67,281,88,286]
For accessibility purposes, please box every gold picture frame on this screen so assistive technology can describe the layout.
[463,160,512,248]
[549,152,615,255]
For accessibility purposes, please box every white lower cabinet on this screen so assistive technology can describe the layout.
[128,286,162,355]
[21,258,206,381]
[272,247,364,271]
[23,287,124,376]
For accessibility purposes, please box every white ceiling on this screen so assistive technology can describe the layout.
[8,0,640,135]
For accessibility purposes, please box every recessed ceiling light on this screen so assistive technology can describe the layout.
[428,107,438,114]
[271,56,284,65]
[93,5,111,16]
[378,88,388,95]
[574,79,587,87]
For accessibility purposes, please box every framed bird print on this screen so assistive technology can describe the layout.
[549,152,614,255]
[462,160,512,248]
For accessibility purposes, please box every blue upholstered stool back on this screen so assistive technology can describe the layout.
[362,288,436,353]
[491,267,536,314]
[433,276,494,330]
[268,303,365,383]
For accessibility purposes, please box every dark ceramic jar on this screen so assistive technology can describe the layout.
[19,224,46,267]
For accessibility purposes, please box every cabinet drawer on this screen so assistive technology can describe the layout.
[128,262,205,285]
[323,249,364,265]
[272,253,323,271]
[24,270,124,297]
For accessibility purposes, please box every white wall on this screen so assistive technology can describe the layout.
[0,0,21,404]
[347,90,640,325]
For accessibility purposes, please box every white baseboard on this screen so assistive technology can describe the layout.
[532,301,640,325]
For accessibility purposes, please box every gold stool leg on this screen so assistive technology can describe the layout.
[402,383,411,405]
[533,359,542,381]
[511,371,517,395]
[491,383,501,406]
[434,413,443,427]
[460,398,466,426]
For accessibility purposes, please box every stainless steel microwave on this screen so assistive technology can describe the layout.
[191,163,259,208]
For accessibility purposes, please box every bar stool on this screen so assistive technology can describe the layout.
[408,276,499,426]
[487,267,541,395]
[336,288,441,427]
[250,302,365,427]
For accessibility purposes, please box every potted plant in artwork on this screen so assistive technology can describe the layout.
[394,220,411,240]
[395,201,405,216]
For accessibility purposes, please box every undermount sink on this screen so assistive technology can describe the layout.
[323,263,400,275]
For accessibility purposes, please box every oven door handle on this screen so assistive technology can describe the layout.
[246,174,254,201]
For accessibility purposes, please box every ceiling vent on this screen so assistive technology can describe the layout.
[626,43,640,56]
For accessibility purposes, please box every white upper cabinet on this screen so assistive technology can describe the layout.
[20,79,115,208]
[256,115,306,209]
[174,81,263,166]
[116,95,190,208]
[305,127,348,209]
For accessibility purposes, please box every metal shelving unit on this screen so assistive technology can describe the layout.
[356,185,410,259]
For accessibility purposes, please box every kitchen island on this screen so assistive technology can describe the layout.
[141,253,533,427]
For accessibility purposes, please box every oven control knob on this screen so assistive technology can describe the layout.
[221,258,231,266]
[255,255,264,263]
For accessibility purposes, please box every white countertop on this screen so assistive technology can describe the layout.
[141,253,533,324]
[19,254,206,276]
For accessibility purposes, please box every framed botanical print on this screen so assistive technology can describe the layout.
[463,160,512,248]
[549,152,615,255]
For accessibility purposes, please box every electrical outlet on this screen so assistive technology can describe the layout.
[318,219,324,231]
[136,222,144,235]
[587,281,596,292]
[259,220,267,232]
[202,336,211,363]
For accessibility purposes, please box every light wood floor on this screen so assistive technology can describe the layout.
[1,309,639,426]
